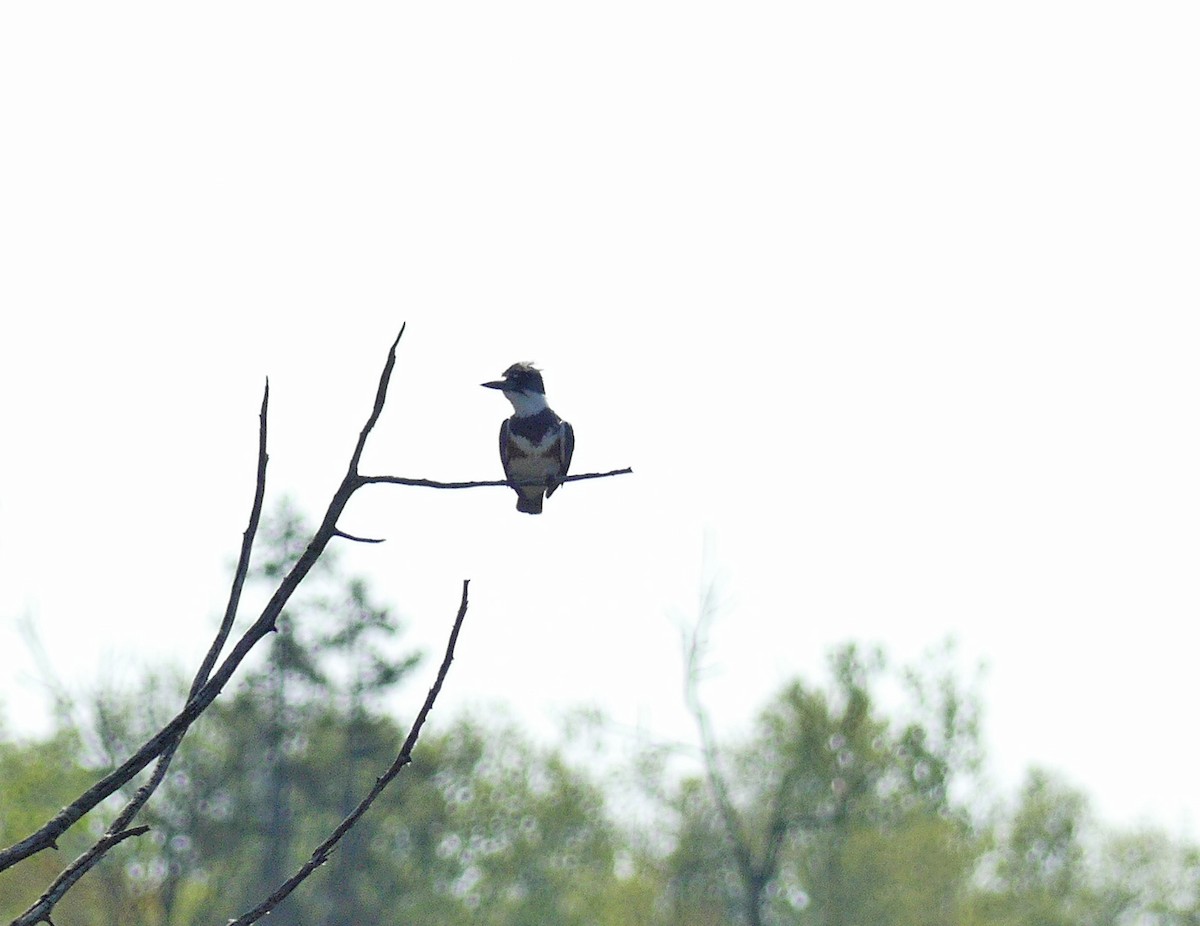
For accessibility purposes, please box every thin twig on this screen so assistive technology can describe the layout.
[347,324,406,476]
[227,580,471,926]
[191,378,272,698]
[358,467,633,490]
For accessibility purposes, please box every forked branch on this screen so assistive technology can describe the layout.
[10,826,150,926]
[10,385,275,926]
[683,586,797,926]
[683,589,760,898]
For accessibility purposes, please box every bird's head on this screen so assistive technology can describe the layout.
[482,362,548,416]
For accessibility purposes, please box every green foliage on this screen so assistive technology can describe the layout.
[145,705,624,925]
[3,514,1198,926]
[1091,826,1200,924]
[405,718,622,926]
[966,769,1200,926]
[662,643,983,926]
[5,656,1200,926]
[0,729,110,922]
[0,503,626,925]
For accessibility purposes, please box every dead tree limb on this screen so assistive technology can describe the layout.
[683,587,775,926]
[191,379,273,699]
[0,327,408,881]
[9,384,276,926]
[226,579,471,926]
[9,826,150,926]
[126,378,270,810]
[12,393,274,921]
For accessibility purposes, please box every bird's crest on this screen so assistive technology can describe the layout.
[498,362,545,394]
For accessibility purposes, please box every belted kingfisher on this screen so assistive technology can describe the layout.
[482,362,575,515]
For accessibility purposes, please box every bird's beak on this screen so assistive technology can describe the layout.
[481,380,508,390]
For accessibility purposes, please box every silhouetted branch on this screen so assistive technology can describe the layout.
[359,467,633,490]
[191,378,272,699]
[228,579,471,926]
[11,826,150,926]
[0,330,407,879]
[349,325,406,473]
[683,589,759,889]
[22,381,280,918]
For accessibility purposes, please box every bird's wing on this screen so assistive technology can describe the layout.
[498,419,512,474]
[560,420,575,475]
[545,419,574,498]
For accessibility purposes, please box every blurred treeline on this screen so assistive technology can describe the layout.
[2,506,1197,925]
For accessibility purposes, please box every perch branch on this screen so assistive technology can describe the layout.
[358,467,633,490]
[0,329,407,876]
[227,579,471,926]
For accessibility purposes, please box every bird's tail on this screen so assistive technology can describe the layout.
[516,491,544,515]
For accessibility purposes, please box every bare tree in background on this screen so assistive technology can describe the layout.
[681,592,982,926]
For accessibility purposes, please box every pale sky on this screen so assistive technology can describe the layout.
[2,2,1198,835]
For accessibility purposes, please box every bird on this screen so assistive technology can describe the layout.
[481,362,575,515]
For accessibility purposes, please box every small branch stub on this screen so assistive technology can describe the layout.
[333,529,386,544]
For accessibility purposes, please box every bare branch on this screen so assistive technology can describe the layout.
[683,588,763,918]
[359,467,633,491]
[684,583,810,926]
[227,579,471,926]
[10,827,150,926]
[5,381,274,924]
[0,330,406,875]
[192,377,272,699]
[348,323,406,476]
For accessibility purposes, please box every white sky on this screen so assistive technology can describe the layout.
[2,2,1198,835]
